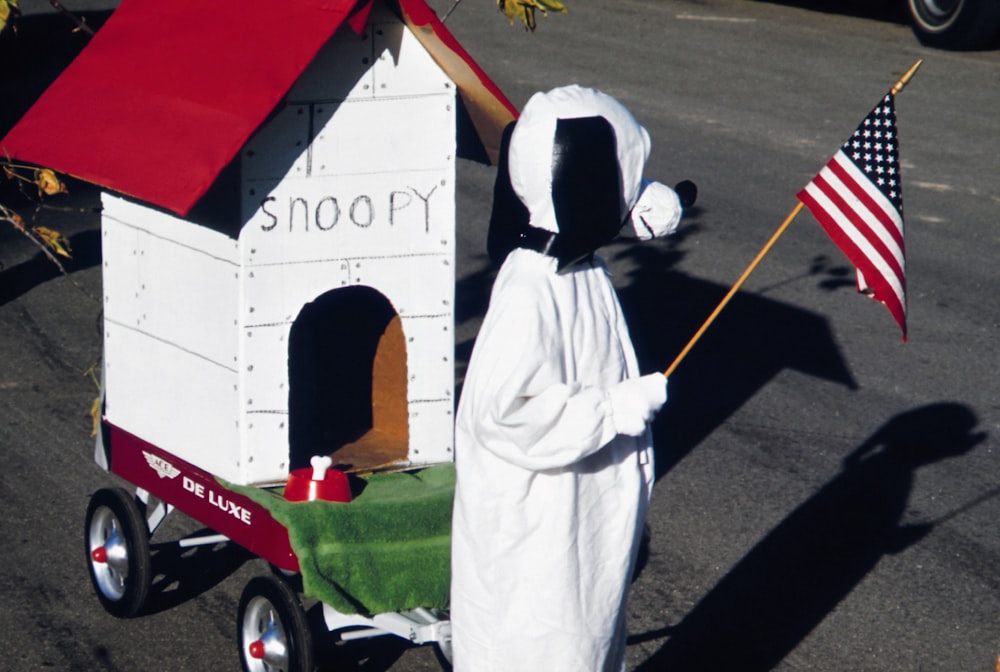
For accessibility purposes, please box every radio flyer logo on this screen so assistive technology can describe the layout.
[143,451,180,479]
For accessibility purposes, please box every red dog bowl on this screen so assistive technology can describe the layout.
[284,456,352,503]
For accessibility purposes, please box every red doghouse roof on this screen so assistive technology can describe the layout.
[2,0,516,216]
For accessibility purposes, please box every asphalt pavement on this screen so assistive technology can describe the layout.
[1,1,998,670]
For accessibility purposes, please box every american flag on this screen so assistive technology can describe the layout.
[797,92,907,341]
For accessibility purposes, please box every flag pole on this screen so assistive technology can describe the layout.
[662,59,923,379]
[663,201,804,378]
[891,59,923,95]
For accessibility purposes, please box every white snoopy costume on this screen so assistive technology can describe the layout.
[451,85,683,672]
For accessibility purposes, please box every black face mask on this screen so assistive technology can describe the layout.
[487,116,623,271]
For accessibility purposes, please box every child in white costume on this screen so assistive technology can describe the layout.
[451,85,691,672]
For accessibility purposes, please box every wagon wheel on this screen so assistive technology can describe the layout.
[268,562,303,593]
[84,487,152,618]
[238,575,314,672]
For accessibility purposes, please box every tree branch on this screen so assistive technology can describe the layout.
[48,0,94,36]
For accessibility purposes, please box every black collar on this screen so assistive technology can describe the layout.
[515,226,558,256]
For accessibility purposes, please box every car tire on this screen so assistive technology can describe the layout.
[907,0,1000,50]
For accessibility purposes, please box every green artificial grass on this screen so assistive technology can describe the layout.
[224,464,454,615]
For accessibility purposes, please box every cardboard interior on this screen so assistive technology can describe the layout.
[334,314,410,473]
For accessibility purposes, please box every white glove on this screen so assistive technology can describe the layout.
[608,373,668,437]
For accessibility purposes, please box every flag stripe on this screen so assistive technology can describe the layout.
[798,182,906,321]
[800,201,907,332]
[826,154,904,252]
[812,162,905,284]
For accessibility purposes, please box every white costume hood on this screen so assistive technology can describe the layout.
[487,84,682,268]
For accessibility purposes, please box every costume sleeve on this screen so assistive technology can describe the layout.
[461,279,620,472]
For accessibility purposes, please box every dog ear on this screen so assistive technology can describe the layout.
[487,121,532,266]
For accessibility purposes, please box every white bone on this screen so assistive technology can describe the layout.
[310,455,333,481]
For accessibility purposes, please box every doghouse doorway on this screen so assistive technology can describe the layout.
[288,286,409,473]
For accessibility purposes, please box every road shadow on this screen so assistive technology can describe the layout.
[143,533,255,616]
[632,402,986,672]
[310,611,415,671]
[306,601,450,671]
[1,11,108,301]
[0,10,113,138]
[455,205,859,480]
[0,225,102,304]
[609,217,858,479]
[756,0,905,25]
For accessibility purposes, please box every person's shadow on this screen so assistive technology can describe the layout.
[609,220,860,479]
[633,402,988,672]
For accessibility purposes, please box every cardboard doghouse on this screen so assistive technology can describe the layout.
[3,0,516,487]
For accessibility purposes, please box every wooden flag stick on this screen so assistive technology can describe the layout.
[662,60,923,378]
[891,59,923,96]
[663,201,804,378]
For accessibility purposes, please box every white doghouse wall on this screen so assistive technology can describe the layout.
[102,2,456,485]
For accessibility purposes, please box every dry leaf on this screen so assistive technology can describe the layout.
[90,396,101,437]
[35,168,66,196]
[33,225,72,258]
[497,0,566,30]
[0,0,19,33]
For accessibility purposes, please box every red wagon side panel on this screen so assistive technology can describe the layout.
[109,424,299,572]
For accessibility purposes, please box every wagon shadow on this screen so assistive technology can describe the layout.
[307,604,453,672]
[632,402,986,672]
[309,612,414,671]
[143,533,255,616]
